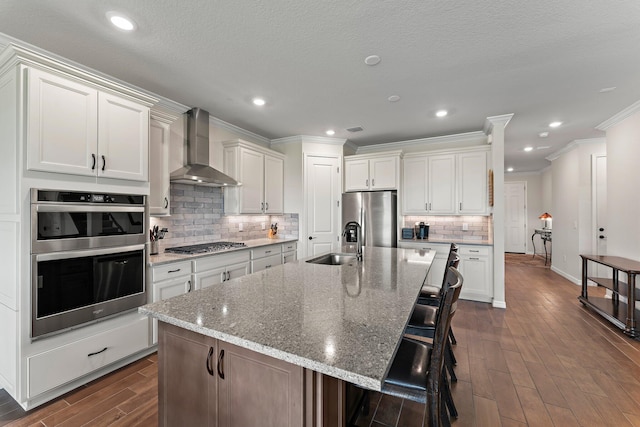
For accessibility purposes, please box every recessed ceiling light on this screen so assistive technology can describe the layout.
[435,110,448,118]
[106,12,136,31]
[507,167,514,172]
[549,121,562,128]
[325,130,335,136]
[252,98,266,106]
[524,146,533,152]
[364,55,381,66]
[539,132,549,138]
[388,95,400,102]
[599,87,617,93]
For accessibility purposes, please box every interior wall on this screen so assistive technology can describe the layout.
[505,173,543,253]
[541,167,552,213]
[606,110,640,260]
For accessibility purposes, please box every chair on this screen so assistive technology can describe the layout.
[382,267,463,427]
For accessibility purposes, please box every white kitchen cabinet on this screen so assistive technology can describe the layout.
[282,242,297,264]
[250,245,282,273]
[457,245,493,303]
[344,152,401,192]
[457,151,488,215]
[223,140,285,214]
[193,250,250,289]
[402,149,489,215]
[149,111,177,216]
[26,66,150,181]
[150,261,193,344]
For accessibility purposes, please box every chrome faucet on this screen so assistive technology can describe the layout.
[343,221,363,261]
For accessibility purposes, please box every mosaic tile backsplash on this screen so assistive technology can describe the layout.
[149,183,299,251]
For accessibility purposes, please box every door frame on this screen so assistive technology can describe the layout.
[591,154,606,256]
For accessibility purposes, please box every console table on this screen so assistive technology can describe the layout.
[579,254,640,338]
[532,229,552,265]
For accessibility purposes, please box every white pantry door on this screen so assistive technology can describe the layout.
[592,155,610,278]
[305,155,341,257]
[504,182,527,253]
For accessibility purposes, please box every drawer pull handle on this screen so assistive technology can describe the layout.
[217,349,225,379]
[265,250,271,254]
[265,265,271,269]
[470,250,479,253]
[226,271,230,281]
[168,268,181,273]
[164,197,169,208]
[101,155,106,171]
[88,347,108,357]
[187,280,192,292]
[469,257,480,260]
[206,347,215,376]
[91,154,96,170]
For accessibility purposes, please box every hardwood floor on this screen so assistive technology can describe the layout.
[3,253,640,426]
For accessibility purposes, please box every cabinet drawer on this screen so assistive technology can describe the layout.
[398,241,450,253]
[251,254,282,272]
[152,261,191,282]
[281,242,297,253]
[28,316,149,397]
[193,250,250,272]
[251,245,281,259]
[459,246,490,256]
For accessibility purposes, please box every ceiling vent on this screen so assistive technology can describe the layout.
[346,126,364,133]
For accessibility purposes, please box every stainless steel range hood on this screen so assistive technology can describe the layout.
[170,108,239,187]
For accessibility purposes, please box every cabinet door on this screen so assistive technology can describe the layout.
[239,149,265,213]
[264,154,284,214]
[251,254,282,273]
[402,157,428,214]
[282,251,297,264]
[158,322,217,427]
[151,276,192,344]
[149,118,171,215]
[217,341,303,427]
[457,151,488,214]
[26,67,98,176]
[458,255,492,302]
[428,154,456,214]
[344,159,370,191]
[98,92,149,181]
[195,267,228,290]
[226,261,250,281]
[370,157,397,190]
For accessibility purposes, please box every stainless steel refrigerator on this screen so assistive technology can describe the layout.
[342,191,397,248]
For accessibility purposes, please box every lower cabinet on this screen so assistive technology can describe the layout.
[250,245,282,273]
[158,322,303,427]
[193,251,251,289]
[282,242,298,264]
[150,261,193,344]
[457,245,493,303]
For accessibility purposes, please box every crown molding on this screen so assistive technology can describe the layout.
[270,135,347,146]
[483,113,514,135]
[344,140,359,153]
[210,116,271,145]
[596,99,640,131]
[354,131,487,154]
[546,137,606,161]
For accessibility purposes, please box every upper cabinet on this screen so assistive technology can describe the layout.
[402,149,489,215]
[25,67,150,181]
[222,140,285,215]
[149,110,178,216]
[344,152,401,192]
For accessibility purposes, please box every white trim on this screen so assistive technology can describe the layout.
[271,135,347,147]
[546,137,606,161]
[596,99,640,130]
[150,109,179,124]
[504,170,544,177]
[550,266,581,285]
[504,181,528,254]
[344,150,403,160]
[353,131,487,154]
[344,140,359,153]
[211,116,270,146]
[483,114,514,134]
[492,300,506,309]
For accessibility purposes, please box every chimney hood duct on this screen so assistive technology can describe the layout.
[170,108,239,187]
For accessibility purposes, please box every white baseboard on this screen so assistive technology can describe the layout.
[550,266,581,285]
[492,300,507,309]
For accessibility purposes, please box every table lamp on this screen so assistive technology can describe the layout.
[539,212,552,229]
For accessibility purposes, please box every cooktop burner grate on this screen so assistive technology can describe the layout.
[165,241,247,254]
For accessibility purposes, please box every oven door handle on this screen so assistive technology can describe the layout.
[35,205,146,213]
[34,244,146,261]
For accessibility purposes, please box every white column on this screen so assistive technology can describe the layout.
[484,114,513,309]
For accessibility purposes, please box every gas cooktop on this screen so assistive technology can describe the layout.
[165,241,247,255]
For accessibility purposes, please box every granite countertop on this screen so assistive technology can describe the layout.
[140,246,434,391]
[149,237,299,266]
[399,237,493,246]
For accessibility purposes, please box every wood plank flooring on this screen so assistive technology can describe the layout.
[2,253,640,426]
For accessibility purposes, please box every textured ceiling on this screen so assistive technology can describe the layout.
[1,0,639,172]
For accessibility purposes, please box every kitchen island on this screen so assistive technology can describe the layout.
[140,246,434,426]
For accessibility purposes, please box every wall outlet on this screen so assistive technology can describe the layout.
[238,223,243,232]
[462,223,469,231]
[261,222,266,230]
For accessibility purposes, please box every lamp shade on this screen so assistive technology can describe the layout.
[539,212,552,219]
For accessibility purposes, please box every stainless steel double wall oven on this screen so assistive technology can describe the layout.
[31,189,147,338]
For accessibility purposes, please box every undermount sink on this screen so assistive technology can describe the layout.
[306,253,358,266]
